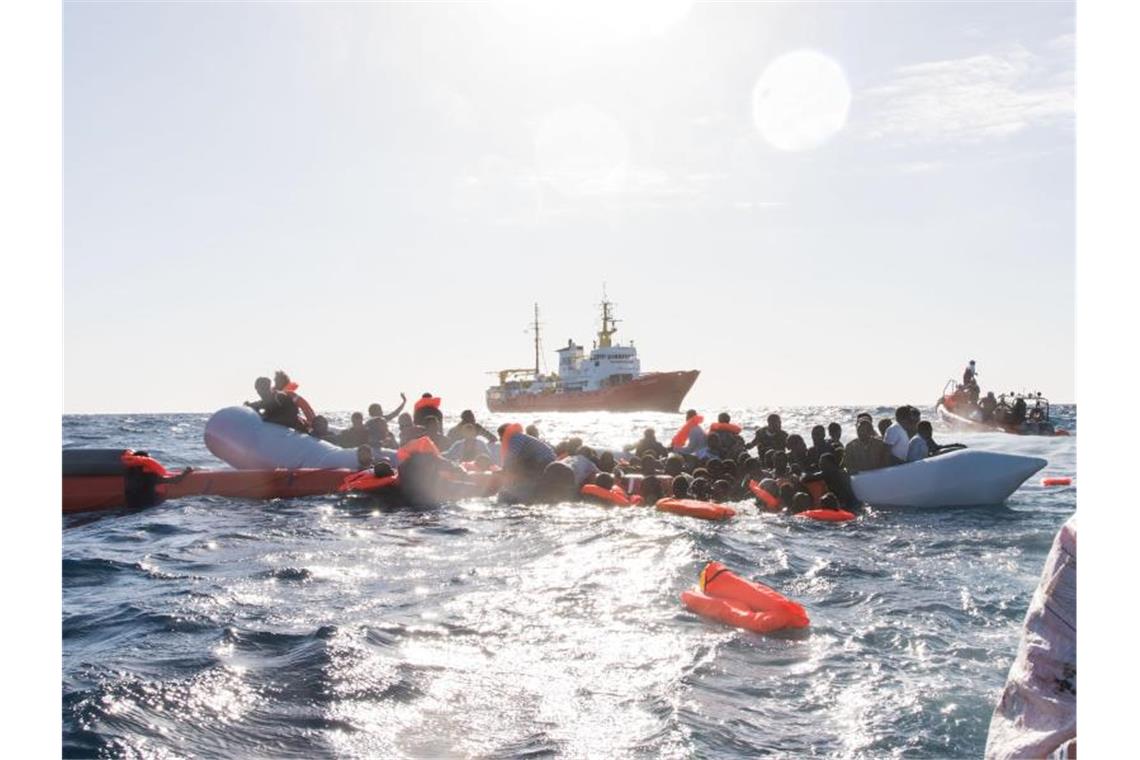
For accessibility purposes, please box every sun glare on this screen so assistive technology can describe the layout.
[752,50,852,152]
[492,0,694,48]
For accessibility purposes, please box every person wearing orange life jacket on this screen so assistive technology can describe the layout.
[673,409,709,458]
[272,371,315,431]
[412,393,443,427]
[707,413,746,461]
[245,377,307,432]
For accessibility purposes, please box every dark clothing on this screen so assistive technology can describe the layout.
[252,392,305,431]
[446,422,497,445]
[398,425,428,447]
[413,405,444,427]
[1011,398,1027,426]
[628,437,668,459]
[822,467,859,509]
[503,433,556,478]
[805,443,833,469]
[337,424,368,448]
[843,437,890,474]
[979,396,997,422]
[748,428,788,454]
[707,431,746,461]
[365,417,395,448]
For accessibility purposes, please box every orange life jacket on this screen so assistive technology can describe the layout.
[500,423,523,462]
[281,381,299,393]
[804,478,828,505]
[414,396,442,412]
[397,436,441,463]
[681,561,809,634]
[280,390,315,428]
[338,470,399,493]
[747,479,781,510]
[797,508,856,522]
[708,422,742,435]
[671,415,704,449]
[580,483,633,506]
[120,450,169,478]
[655,497,735,521]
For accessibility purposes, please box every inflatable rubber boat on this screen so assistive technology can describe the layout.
[204,406,396,470]
[62,448,350,513]
[850,449,1046,508]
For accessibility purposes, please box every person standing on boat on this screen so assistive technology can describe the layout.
[962,360,981,404]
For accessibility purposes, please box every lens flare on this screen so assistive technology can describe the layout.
[752,50,852,152]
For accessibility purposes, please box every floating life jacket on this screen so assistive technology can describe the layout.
[685,560,809,633]
[671,415,704,449]
[655,497,735,521]
[338,470,399,493]
[747,479,781,510]
[580,483,633,506]
[797,509,856,522]
[1042,476,1072,487]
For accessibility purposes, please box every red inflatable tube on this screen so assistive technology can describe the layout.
[747,479,781,511]
[656,498,735,521]
[681,561,809,634]
[797,509,856,522]
[1042,477,1072,487]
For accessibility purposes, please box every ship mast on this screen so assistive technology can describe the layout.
[597,289,619,348]
[532,302,541,376]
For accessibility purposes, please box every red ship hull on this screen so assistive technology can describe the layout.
[486,370,699,413]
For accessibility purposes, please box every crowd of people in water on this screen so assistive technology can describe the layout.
[245,371,961,511]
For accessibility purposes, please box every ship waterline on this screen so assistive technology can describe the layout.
[486,370,699,414]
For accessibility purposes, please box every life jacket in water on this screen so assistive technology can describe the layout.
[803,478,828,505]
[580,484,633,506]
[655,497,735,521]
[681,561,809,634]
[671,415,705,450]
[797,509,856,522]
[338,470,399,493]
[747,479,781,511]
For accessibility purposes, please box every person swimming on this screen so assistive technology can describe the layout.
[356,444,374,470]
[625,428,668,458]
[707,413,746,461]
[309,415,338,443]
[365,395,406,447]
[412,392,444,427]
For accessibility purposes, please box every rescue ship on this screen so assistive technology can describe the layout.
[485,297,699,413]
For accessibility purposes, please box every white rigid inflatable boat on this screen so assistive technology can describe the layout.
[205,406,396,470]
[850,449,1046,508]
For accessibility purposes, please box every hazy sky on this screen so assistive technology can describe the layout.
[64,1,1074,414]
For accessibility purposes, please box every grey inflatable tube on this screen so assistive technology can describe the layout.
[204,406,396,470]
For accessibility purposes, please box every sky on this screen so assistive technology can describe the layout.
[63,1,1075,414]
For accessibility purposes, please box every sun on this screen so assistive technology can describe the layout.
[752,50,852,152]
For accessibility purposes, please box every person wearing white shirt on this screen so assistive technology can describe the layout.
[883,406,917,464]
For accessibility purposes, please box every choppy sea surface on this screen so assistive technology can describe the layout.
[63,405,1076,759]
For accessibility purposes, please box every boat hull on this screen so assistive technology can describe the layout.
[936,402,1063,436]
[850,449,1046,508]
[486,370,699,414]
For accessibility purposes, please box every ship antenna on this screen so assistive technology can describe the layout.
[598,286,619,348]
[532,303,542,376]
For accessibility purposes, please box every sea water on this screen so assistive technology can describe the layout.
[62,405,1076,758]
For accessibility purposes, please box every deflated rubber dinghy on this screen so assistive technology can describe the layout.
[205,406,394,470]
[62,448,350,513]
[850,449,1046,508]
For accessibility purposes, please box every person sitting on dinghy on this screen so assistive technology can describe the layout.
[245,377,306,431]
[674,410,710,459]
[309,415,338,443]
[844,419,890,474]
[884,406,917,465]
